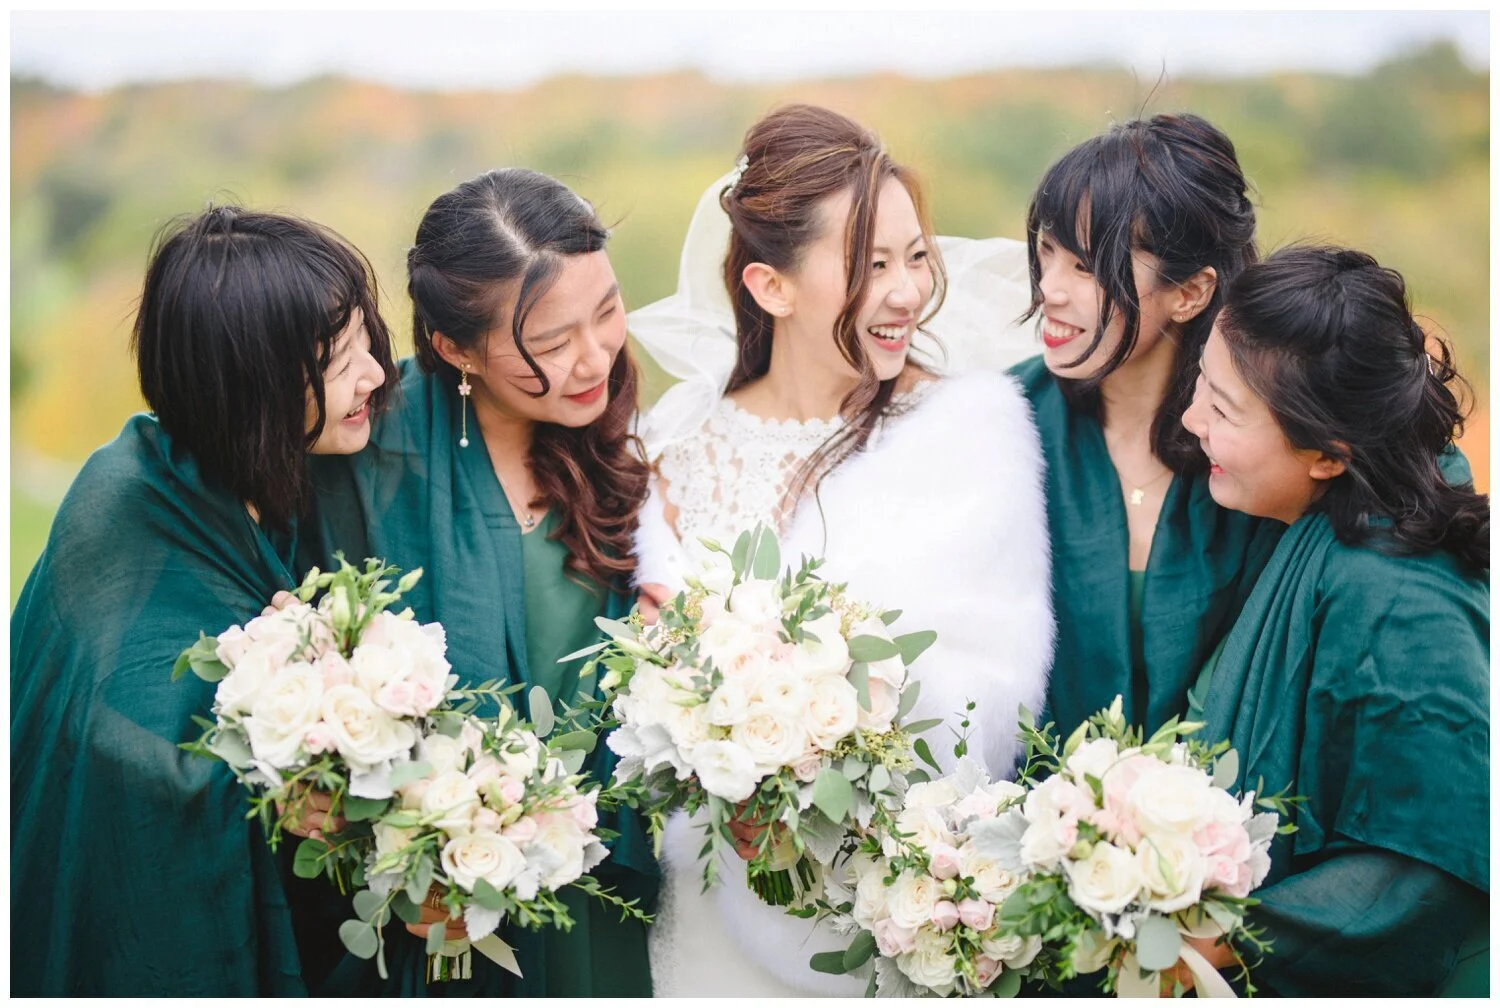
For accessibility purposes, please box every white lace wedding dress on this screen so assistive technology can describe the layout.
[633,373,1054,996]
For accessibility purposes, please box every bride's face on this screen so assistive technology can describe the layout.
[786,176,934,383]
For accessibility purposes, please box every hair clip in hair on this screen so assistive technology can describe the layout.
[726,154,750,192]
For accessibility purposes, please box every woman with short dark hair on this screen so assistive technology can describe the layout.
[1179,245,1488,995]
[11,205,396,995]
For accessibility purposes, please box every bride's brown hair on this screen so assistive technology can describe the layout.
[722,104,947,497]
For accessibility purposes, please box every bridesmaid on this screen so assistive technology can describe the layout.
[1008,114,1283,737]
[11,207,395,994]
[1179,245,1488,995]
[307,168,656,995]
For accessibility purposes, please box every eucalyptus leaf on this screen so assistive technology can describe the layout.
[425,922,448,955]
[868,764,891,793]
[843,929,877,971]
[809,950,849,975]
[473,878,507,912]
[847,663,872,711]
[343,795,389,822]
[594,616,638,642]
[529,686,556,737]
[1212,749,1241,790]
[557,747,587,775]
[841,757,867,781]
[847,635,900,663]
[894,630,937,667]
[902,717,943,735]
[391,890,422,925]
[292,838,330,879]
[879,608,902,626]
[1134,914,1183,972]
[352,889,385,923]
[896,681,921,720]
[558,640,609,663]
[731,529,753,575]
[387,760,434,790]
[750,526,781,580]
[990,968,1023,997]
[550,729,597,753]
[912,737,941,772]
[407,856,434,907]
[811,768,856,824]
[339,919,378,960]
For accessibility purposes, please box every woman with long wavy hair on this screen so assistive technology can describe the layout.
[306,168,655,996]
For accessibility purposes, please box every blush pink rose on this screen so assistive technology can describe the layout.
[930,899,961,931]
[874,918,919,956]
[957,898,994,931]
[928,843,962,880]
[974,955,1003,988]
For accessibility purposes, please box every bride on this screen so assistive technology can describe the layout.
[628,104,1055,996]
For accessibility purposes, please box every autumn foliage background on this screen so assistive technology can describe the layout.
[10,42,1489,597]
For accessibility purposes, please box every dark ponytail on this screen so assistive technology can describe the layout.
[1219,244,1488,572]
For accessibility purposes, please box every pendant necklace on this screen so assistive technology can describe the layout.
[1125,467,1173,506]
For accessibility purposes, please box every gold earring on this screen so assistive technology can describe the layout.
[457,366,472,448]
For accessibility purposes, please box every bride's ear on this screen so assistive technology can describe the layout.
[741,262,793,319]
[430,331,475,373]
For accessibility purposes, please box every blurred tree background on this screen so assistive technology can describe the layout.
[10,41,1489,598]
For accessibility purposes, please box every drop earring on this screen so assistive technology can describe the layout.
[458,366,472,447]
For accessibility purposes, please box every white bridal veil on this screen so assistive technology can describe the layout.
[627,169,1042,458]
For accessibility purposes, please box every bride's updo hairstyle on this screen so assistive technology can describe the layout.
[1026,114,1258,474]
[1218,244,1488,573]
[722,103,947,486]
[407,168,648,587]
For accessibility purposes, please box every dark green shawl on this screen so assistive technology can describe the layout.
[305,359,658,996]
[1195,513,1489,995]
[10,415,307,996]
[1010,356,1284,735]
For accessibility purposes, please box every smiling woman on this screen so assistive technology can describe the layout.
[303,168,656,997]
[11,206,397,996]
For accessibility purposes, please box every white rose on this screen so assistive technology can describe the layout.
[243,662,325,768]
[1064,841,1142,916]
[855,676,900,733]
[802,674,859,750]
[349,643,406,697]
[905,777,962,809]
[727,578,783,626]
[373,821,417,860]
[242,608,310,664]
[1203,785,1247,826]
[441,830,526,893]
[731,703,808,773]
[1065,737,1120,784]
[690,739,760,802]
[953,779,1027,822]
[960,845,1023,905]
[698,616,774,680]
[851,857,890,929]
[214,624,251,668]
[792,612,851,679]
[705,677,750,727]
[319,684,417,770]
[896,806,959,853]
[885,871,943,931]
[695,554,735,597]
[1126,763,1216,837]
[214,645,275,718]
[496,731,543,780]
[1136,833,1208,912]
[525,811,592,889]
[422,770,482,836]
[418,732,469,777]
[745,664,810,713]
[981,933,1043,969]
[662,698,713,751]
[896,926,959,995]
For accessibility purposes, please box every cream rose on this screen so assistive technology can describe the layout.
[1136,833,1208,912]
[1126,763,1216,838]
[982,933,1043,969]
[319,684,417,770]
[896,927,959,995]
[792,612,851,679]
[441,830,526,893]
[1065,840,1142,916]
[373,821,417,860]
[422,770,482,835]
[418,732,468,777]
[706,677,751,727]
[802,674,859,750]
[1065,737,1121,785]
[886,871,943,931]
[244,662,326,767]
[896,805,958,853]
[855,676,900,733]
[689,739,759,802]
[961,845,1023,905]
[214,645,275,719]
[731,702,808,773]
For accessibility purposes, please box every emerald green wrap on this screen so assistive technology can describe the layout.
[11,415,308,996]
[305,358,657,996]
[1194,513,1489,995]
[1010,356,1284,735]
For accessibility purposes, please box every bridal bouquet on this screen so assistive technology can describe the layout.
[589,526,940,906]
[810,756,1048,997]
[994,698,1295,997]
